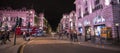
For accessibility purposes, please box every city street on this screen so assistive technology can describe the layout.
[22,37,119,53]
[1,0,120,53]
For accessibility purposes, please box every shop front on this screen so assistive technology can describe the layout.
[93,15,113,43]
[85,26,91,41]
[78,23,82,33]
[84,20,91,41]
[94,24,105,37]
[93,16,106,37]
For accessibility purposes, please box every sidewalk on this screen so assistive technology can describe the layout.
[53,35,120,51]
[0,37,34,53]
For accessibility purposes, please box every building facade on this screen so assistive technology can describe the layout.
[0,8,35,30]
[75,0,120,41]
[59,11,77,33]
[38,13,44,30]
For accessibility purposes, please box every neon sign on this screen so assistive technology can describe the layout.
[93,16,105,24]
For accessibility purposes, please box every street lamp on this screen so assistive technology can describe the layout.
[26,10,33,41]
[115,23,119,43]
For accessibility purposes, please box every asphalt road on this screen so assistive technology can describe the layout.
[23,37,120,53]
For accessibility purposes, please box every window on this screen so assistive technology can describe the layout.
[85,7,88,11]
[85,1,88,6]
[0,22,2,27]
[105,0,110,5]
[83,7,89,16]
[119,11,120,17]
[95,0,100,5]
[92,4,103,12]
[78,9,81,19]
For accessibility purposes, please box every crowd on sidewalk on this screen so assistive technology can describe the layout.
[0,30,31,45]
[58,30,80,42]
[57,30,120,45]
[0,31,11,45]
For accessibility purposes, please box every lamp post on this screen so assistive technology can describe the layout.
[115,23,119,43]
[27,10,32,41]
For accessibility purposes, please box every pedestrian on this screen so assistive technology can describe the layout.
[6,31,11,42]
[58,32,62,39]
[1,32,6,45]
[70,30,73,41]
[23,32,26,40]
[78,33,82,41]
[26,32,30,41]
[73,30,78,42]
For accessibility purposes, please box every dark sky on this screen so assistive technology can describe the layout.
[0,0,75,31]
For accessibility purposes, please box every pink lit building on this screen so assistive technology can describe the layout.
[75,0,120,41]
[0,8,35,30]
[59,11,77,33]
[38,13,44,30]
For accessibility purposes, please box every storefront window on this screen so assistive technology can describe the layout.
[95,0,100,5]
[84,20,90,26]
[78,27,82,33]
[94,25,105,36]
[105,0,111,5]
[93,16,105,24]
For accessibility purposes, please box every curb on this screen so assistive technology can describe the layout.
[17,41,28,53]
[72,42,120,51]
[17,37,34,53]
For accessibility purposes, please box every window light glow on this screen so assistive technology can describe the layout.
[105,0,111,5]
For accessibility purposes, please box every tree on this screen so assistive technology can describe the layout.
[34,16,39,26]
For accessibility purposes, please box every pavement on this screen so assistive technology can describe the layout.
[23,37,120,53]
[0,35,120,53]
[0,36,34,53]
[51,35,120,51]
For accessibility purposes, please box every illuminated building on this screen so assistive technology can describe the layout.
[0,7,35,30]
[59,11,77,33]
[38,13,44,30]
[75,0,120,41]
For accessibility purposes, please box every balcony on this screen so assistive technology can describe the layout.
[83,11,89,17]
[92,4,103,12]
[78,16,82,19]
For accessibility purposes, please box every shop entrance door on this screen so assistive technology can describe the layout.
[94,24,105,37]
[85,26,91,41]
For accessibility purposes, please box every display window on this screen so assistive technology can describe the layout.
[85,26,91,40]
[78,27,82,33]
[94,25,105,37]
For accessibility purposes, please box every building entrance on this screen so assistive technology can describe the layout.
[94,24,105,37]
[85,26,91,41]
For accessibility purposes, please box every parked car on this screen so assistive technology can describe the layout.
[32,29,44,37]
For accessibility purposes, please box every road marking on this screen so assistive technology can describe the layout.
[19,40,33,53]
[20,44,25,53]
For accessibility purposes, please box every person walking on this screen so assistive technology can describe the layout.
[73,30,78,42]
[70,30,73,41]
[1,32,6,45]
[26,32,30,41]
[78,33,82,42]
[6,31,11,42]
[23,32,26,40]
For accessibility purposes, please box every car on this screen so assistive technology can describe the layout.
[32,29,44,37]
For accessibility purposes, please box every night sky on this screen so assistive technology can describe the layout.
[0,0,75,31]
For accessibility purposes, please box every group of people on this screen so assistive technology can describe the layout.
[58,30,82,42]
[22,32,30,41]
[0,31,11,45]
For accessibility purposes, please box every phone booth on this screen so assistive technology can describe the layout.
[101,27,112,39]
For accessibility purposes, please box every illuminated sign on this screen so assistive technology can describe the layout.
[78,23,82,27]
[93,16,105,24]
[84,20,90,26]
